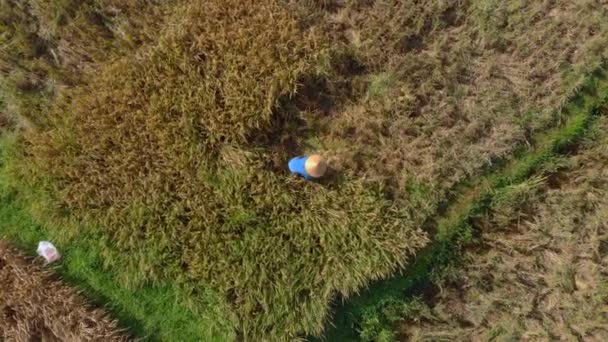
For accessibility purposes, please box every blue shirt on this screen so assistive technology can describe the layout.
[288,156,315,180]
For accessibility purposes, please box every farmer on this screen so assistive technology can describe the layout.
[288,154,327,180]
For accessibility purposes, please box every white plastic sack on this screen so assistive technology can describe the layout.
[36,241,61,263]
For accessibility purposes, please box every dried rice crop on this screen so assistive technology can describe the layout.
[0,240,130,341]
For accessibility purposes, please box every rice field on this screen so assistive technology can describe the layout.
[1,0,608,340]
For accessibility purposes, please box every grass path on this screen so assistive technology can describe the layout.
[322,65,608,341]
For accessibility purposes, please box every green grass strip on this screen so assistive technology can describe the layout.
[322,65,608,341]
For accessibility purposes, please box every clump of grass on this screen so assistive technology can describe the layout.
[359,297,434,342]
[7,0,429,339]
[489,175,546,227]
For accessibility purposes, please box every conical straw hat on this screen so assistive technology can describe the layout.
[305,154,327,178]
